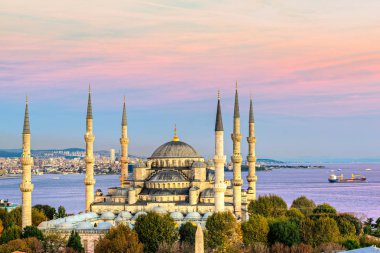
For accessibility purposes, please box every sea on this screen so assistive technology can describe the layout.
[0,163,379,219]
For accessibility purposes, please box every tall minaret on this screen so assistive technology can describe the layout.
[119,96,129,188]
[213,91,226,212]
[246,97,257,201]
[20,96,34,228]
[231,82,243,217]
[84,86,96,212]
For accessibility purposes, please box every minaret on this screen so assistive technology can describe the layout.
[119,96,129,188]
[20,96,34,228]
[84,86,96,212]
[231,82,243,217]
[213,91,226,212]
[246,97,257,201]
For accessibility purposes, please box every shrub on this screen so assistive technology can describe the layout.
[67,230,83,253]
[248,195,288,218]
[342,239,360,250]
[0,225,22,244]
[291,196,316,216]
[241,214,269,245]
[179,222,197,245]
[22,225,44,240]
[286,208,305,224]
[313,217,340,245]
[268,220,300,246]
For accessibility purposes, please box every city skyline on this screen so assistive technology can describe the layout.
[1,1,380,161]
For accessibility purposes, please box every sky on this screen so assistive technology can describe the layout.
[0,0,380,162]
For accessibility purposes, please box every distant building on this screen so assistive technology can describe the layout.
[0,199,19,212]
[110,149,115,164]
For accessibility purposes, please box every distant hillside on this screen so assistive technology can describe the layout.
[257,158,284,164]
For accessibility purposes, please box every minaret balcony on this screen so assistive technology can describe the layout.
[84,178,96,185]
[213,155,226,164]
[247,137,256,143]
[20,157,34,166]
[247,175,258,182]
[84,134,94,142]
[232,179,243,186]
[231,133,242,142]
[231,155,242,163]
[247,156,257,163]
[84,156,95,163]
[20,183,34,192]
[120,156,129,163]
[120,138,129,145]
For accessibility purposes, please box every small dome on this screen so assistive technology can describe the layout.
[56,222,75,230]
[118,211,133,220]
[202,212,214,221]
[76,221,94,230]
[184,212,201,221]
[96,221,113,230]
[170,211,184,221]
[132,211,147,221]
[85,212,99,220]
[150,141,201,158]
[201,188,214,197]
[149,170,187,182]
[152,206,167,214]
[101,211,116,220]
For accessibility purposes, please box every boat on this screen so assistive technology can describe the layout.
[52,177,60,180]
[365,168,372,171]
[328,173,366,183]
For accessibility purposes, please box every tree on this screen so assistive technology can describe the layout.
[95,224,143,253]
[33,204,57,220]
[67,231,84,253]
[241,214,269,245]
[0,238,30,253]
[22,225,44,240]
[0,220,3,235]
[313,217,340,245]
[57,206,67,218]
[335,217,356,237]
[291,196,316,216]
[286,208,305,224]
[299,218,314,245]
[134,212,178,253]
[3,207,47,228]
[43,232,67,253]
[179,222,197,245]
[248,195,288,218]
[0,225,22,244]
[376,217,380,228]
[205,211,243,252]
[25,237,44,253]
[313,203,337,216]
[268,220,300,246]
[336,213,362,235]
[32,208,48,226]
[342,239,360,250]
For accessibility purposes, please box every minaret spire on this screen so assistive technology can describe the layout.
[84,86,96,212]
[20,96,34,228]
[120,96,129,188]
[231,83,243,217]
[247,96,257,201]
[213,90,226,213]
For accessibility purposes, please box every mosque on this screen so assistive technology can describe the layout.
[19,84,257,252]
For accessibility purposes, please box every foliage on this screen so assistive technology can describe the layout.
[2,207,47,228]
[205,211,242,252]
[0,220,3,235]
[134,212,178,253]
[314,242,346,252]
[95,224,143,253]
[313,203,337,216]
[33,204,57,220]
[336,213,362,235]
[363,225,372,235]
[22,225,44,240]
[290,243,313,253]
[268,220,300,246]
[291,196,316,216]
[32,208,48,227]
[0,225,22,244]
[67,231,84,253]
[313,217,340,245]
[248,195,288,218]
[342,238,360,250]
[286,208,305,224]
[241,214,269,245]
[376,217,380,228]
[270,242,290,253]
[246,242,269,253]
[43,232,67,253]
[335,217,356,237]
[179,222,196,245]
[57,206,67,218]
[0,238,30,253]
[299,218,315,245]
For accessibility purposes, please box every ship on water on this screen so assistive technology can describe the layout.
[328,173,366,183]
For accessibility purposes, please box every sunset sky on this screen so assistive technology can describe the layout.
[1,1,380,161]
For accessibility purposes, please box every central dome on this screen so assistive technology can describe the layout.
[150,141,201,158]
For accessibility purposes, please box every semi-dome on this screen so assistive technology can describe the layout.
[101,211,116,220]
[118,211,133,220]
[150,141,201,158]
[149,170,187,182]
[170,211,184,221]
[184,212,201,221]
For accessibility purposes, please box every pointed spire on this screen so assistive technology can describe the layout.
[215,90,224,131]
[23,96,30,134]
[172,124,180,141]
[122,96,127,126]
[86,84,93,119]
[234,81,240,118]
[249,97,254,123]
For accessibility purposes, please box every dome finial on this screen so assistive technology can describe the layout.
[172,124,180,142]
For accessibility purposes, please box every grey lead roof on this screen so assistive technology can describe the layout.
[23,98,30,134]
[249,98,254,123]
[234,87,240,118]
[86,90,93,119]
[215,96,223,131]
[122,98,127,126]
[150,141,201,158]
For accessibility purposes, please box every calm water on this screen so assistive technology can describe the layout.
[0,163,379,218]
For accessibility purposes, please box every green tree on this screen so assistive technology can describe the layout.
[57,206,67,218]
[336,213,362,235]
[134,212,178,253]
[268,220,300,246]
[335,217,356,237]
[313,203,337,216]
[67,230,84,253]
[179,222,197,245]
[241,214,269,245]
[342,239,360,250]
[299,218,315,245]
[0,220,3,235]
[248,195,288,218]
[286,208,305,224]
[0,238,30,253]
[43,232,67,253]
[95,224,143,253]
[22,225,44,240]
[3,207,47,228]
[0,225,22,244]
[33,204,56,220]
[32,208,48,226]
[376,217,380,228]
[313,217,340,245]
[205,211,242,252]
[291,196,316,216]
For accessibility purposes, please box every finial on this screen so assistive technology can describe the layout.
[123,95,126,104]
[235,80,238,90]
[26,95,28,104]
[172,124,180,141]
